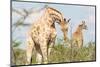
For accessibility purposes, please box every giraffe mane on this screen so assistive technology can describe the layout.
[47,6,62,15]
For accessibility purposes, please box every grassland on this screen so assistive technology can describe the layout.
[11,41,96,65]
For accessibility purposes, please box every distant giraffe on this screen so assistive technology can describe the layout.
[26,5,71,64]
[72,21,87,48]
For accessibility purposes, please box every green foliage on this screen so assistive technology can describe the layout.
[48,44,71,63]
[12,40,21,48]
[12,42,96,65]
[12,48,26,65]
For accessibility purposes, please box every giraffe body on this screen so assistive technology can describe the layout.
[72,21,87,48]
[26,6,70,64]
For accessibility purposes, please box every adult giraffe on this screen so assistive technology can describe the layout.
[26,5,71,64]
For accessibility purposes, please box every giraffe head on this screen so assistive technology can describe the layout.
[60,18,71,42]
[79,21,87,30]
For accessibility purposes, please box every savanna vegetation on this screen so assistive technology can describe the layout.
[11,40,96,65]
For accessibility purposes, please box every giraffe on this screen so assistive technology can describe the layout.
[26,5,71,64]
[72,21,87,48]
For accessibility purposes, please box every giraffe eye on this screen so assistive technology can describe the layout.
[64,18,66,21]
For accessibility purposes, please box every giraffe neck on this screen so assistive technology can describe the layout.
[47,7,64,23]
[46,7,68,42]
[63,31,68,42]
[75,26,83,35]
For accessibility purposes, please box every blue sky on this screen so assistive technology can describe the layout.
[12,1,95,49]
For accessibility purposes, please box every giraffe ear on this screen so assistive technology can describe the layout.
[67,18,71,22]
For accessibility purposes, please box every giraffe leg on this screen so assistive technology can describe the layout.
[48,39,55,56]
[72,40,76,48]
[48,31,56,56]
[36,51,42,64]
[40,42,48,64]
[78,40,83,48]
[35,45,43,64]
[26,36,34,65]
